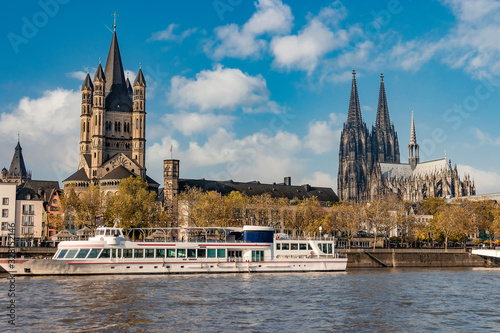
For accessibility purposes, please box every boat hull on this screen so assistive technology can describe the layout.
[0,258,347,276]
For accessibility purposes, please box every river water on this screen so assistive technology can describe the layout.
[1,268,500,332]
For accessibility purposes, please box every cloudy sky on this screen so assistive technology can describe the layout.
[2,0,500,194]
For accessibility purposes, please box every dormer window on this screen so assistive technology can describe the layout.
[26,194,31,200]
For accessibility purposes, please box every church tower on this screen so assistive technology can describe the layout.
[408,110,419,170]
[64,18,158,194]
[372,73,400,164]
[80,72,93,156]
[338,70,373,202]
[133,68,147,178]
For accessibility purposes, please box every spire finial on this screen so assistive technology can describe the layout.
[112,12,118,30]
[381,72,384,81]
[17,131,20,144]
[139,62,142,69]
[87,67,89,74]
[352,68,356,77]
[99,57,101,64]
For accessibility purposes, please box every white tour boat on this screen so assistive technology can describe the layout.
[0,225,347,275]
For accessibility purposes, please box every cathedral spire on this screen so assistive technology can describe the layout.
[347,69,362,125]
[410,109,417,145]
[408,109,419,170]
[376,72,390,131]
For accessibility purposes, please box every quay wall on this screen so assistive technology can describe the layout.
[341,249,489,268]
[0,248,493,269]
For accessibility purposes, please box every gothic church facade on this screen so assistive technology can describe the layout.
[338,71,475,203]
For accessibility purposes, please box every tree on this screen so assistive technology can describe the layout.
[62,184,107,231]
[295,197,326,235]
[105,176,161,228]
[366,196,393,249]
[434,203,471,250]
[334,202,365,249]
[421,197,446,215]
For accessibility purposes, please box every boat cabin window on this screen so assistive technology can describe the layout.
[66,249,78,259]
[156,249,165,258]
[187,249,196,258]
[291,243,298,250]
[207,249,216,258]
[282,243,289,250]
[99,249,110,259]
[87,249,101,258]
[276,243,281,250]
[227,250,242,258]
[167,249,176,258]
[134,249,144,258]
[123,249,133,258]
[299,243,307,250]
[177,249,186,258]
[112,249,120,258]
[251,250,264,262]
[217,249,226,258]
[76,249,90,258]
[57,249,68,258]
[197,249,206,258]
[145,249,155,258]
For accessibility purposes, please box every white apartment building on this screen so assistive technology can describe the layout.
[0,183,16,246]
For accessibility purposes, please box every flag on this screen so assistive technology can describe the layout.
[169,145,172,152]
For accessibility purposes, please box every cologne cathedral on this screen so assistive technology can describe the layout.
[337,70,475,203]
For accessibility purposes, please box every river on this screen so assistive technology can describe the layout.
[1,268,500,332]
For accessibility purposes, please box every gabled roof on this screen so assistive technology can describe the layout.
[100,165,134,180]
[178,179,338,202]
[63,168,89,182]
[17,180,59,202]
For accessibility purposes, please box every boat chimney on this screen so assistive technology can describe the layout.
[284,176,291,186]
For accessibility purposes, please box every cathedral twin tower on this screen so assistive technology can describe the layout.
[338,70,475,203]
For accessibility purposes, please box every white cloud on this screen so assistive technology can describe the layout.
[458,164,500,194]
[0,89,81,182]
[66,71,87,81]
[473,128,500,146]
[148,128,303,184]
[303,113,343,154]
[162,112,234,136]
[148,23,197,43]
[270,4,350,73]
[300,171,337,189]
[205,0,293,60]
[389,40,440,71]
[168,65,276,112]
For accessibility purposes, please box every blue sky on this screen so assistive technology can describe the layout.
[1,0,500,194]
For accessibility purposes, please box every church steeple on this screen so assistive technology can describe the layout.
[408,110,419,170]
[372,73,400,164]
[376,73,390,131]
[104,30,127,94]
[8,140,30,182]
[347,69,362,126]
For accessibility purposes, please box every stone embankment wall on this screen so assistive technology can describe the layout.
[341,249,489,268]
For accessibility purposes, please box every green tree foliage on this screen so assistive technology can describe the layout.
[105,176,161,228]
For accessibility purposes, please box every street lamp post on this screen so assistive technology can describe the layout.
[319,226,323,240]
